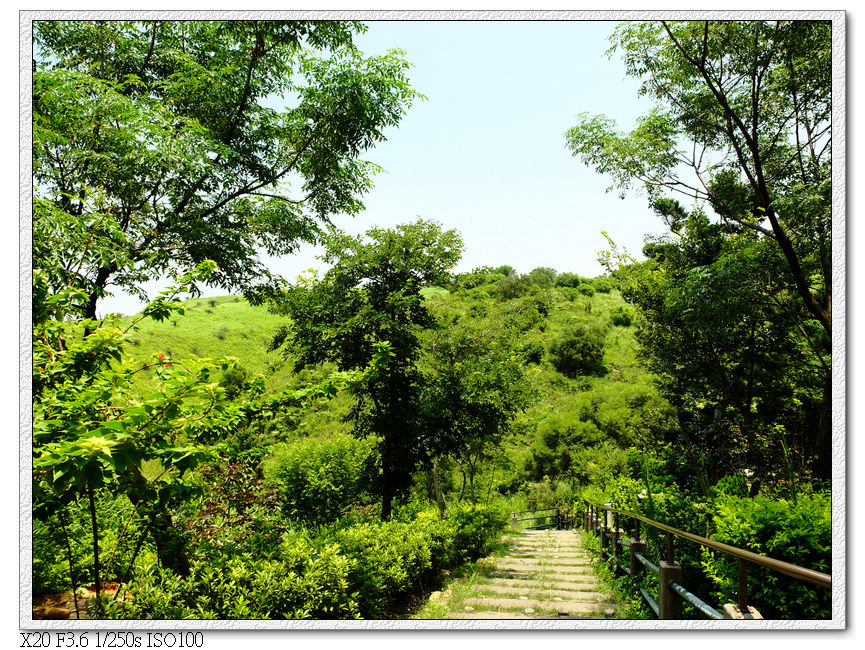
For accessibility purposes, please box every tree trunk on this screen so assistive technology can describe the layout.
[148,510,190,576]
[814,369,832,480]
[86,484,102,616]
[381,479,393,520]
[122,465,191,576]
[431,459,447,519]
[84,266,113,322]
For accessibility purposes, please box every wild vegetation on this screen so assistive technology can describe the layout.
[31,18,832,621]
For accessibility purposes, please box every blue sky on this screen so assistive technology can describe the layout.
[100,19,669,315]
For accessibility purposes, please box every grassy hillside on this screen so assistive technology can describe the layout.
[119,277,675,494]
[121,294,297,396]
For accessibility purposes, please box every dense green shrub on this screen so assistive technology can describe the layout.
[446,502,509,563]
[262,434,374,525]
[105,535,359,619]
[701,492,831,619]
[555,272,585,288]
[519,335,546,364]
[549,324,606,377]
[104,502,507,619]
[569,443,629,489]
[220,364,249,399]
[524,476,575,511]
[527,266,557,288]
[577,282,596,297]
[592,277,614,293]
[525,412,605,480]
[610,305,632,327]
[334,520,433,616]
[495,273,532,300]
[332,503,507,617]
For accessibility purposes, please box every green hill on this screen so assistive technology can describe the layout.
[119,276,674,493]
[121,294,297,396]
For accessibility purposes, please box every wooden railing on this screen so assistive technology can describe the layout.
[510,507,575,531]
[582,500,831,620]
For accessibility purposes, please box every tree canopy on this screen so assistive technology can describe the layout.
[33,20,421,318]
[566,20,831,335]
[566,20,832,479]
[268,219,464,518]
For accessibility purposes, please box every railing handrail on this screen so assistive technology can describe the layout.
[510,507,560,515]
[584,499,831,590]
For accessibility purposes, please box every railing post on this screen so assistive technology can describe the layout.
[722,559,763,619]
[612,511,620,561]
[629,534,646,582]
[598,505,607,556]
[658,560,683,619]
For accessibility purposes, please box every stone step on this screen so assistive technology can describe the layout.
[507,550,587,558]
[486,569,597,582]
[471,583,611,602]
[478,576,604,592]
[508,544,586,555]
[463,597,616,616]
[423,529,618,620]
[497,557,593,566]
[506,544,584,552]
[493,561,596,575]
[446,612,534,619]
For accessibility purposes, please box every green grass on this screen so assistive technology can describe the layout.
[121,295,297,396]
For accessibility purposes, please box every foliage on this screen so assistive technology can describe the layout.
[526,266,557,287]
[33,258,389,595]
[220,365,250,400]
[555,272,586,289]
[494,273,534,300]
[702,491,831,619]
[609,305,632,327]
[262,434,375,525]
[580,446,830,620]
[615,205,826,482]
[548,324,607,377]
[105,535,360,619]
[524,476,575,512]
[592,277,615,293]
[331,503,505,617]
[420,303,532,504]
[268,220,464,519]
[576,282,595,297]
[33,262,229,579]
[446,502,509,562]
[567,19,832,477]
[33,20,421,317]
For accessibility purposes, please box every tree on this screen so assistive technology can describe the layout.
[566,20,832,477]
[420,305,532,506]
[616,202,826,486]
[33,20,421,318]
[268,220,464,519]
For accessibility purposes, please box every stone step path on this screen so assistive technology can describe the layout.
[431,528,618,620]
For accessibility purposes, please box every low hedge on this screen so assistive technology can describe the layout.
[105,503,508,619]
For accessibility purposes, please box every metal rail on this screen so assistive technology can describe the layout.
[586,500,830,589]
[583,499,830,619]
[510,507,574,531]
[670,582,723,620]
